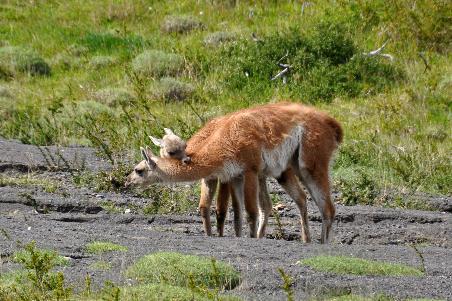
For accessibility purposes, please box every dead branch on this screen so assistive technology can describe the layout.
[363,40,394,61]
[418,52,431,72]
[271,67,290,81]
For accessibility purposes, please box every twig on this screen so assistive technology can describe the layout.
[271,67,290,81]
[418,52,431,72]
[277,50,289,64]
[363,40,394,61]
[272,50,292,83]
[251,32,261,42]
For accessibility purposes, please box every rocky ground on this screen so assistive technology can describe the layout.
[0,138,451,300]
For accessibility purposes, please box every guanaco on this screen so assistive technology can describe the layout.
[125,102,343,243]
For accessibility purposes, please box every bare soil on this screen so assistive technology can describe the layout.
[0,138,451,300]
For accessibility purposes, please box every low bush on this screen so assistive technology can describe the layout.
[204,31,237,47]
[89,55,117,69]
[93,87,135,107]
[0,46,51,76]
[132,50,184,78]
[0,85,12,98]
[153,77,194,101]
[51,53,82,71]
[161,15,204,34]
[0,242,72,300]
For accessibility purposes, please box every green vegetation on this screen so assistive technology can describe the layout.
[300,255,424,276]
[119,284,240,301]
[0,1,450,205]
[141,184,200,214]
[0,174,59,193]
[88,260,112,271]
[126,252,240,290]
[0,242,71,301]
[1,243,241,301]
[153,77,195,102]
[85,241,128,254]
[0,46,51,78]
[321,295,443,301]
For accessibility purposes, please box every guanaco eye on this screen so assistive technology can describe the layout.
[167,151,176,156]
[135,168,144,176]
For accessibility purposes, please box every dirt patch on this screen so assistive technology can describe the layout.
[0,138,451,300]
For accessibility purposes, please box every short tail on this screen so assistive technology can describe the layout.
[327,117,343,144]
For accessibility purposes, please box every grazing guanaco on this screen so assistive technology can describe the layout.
[125,102,343,243]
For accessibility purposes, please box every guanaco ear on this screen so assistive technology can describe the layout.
[149,136,164,147]
[140,147,156,169]
[164,128,175,136]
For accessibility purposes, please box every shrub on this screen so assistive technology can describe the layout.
[132,50,184,78]
[335,168,379,206]
[0,46,51,76]
[52,53,82,71]
[0,85,12,98]
[161,15,204,34]
[75,100,116,117]
[9,241,72,299]
[126,252,240,290]
[93,87,135,107]
[204,31,237,47]
[89,55,117,69]
[67,44,89,56]
[221,21,402,102]
[153,77,194,101]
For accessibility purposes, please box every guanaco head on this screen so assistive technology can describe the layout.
[149,128,191,164]
[124,147,159,188]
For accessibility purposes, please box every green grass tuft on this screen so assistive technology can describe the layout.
[126,251,240,290]
[119,283,241,301]
[85,241,128,255]
[79,32,144,56]
[89,260,112,271]
[300,255,424,276]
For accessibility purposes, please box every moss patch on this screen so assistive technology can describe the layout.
[126,252,240,290]
[85,241,128,255]
[300,255,424,276]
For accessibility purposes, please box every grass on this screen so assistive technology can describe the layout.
[299,255,424,277]
[85,241,128,255]
[118,284,241,301]
[322,295,444,301]
[126,251,240,290]
[1,243,242,301]
[88,260,112,271]
[1,242,72,300]
[0,174,59,193]
[0,0,450,205]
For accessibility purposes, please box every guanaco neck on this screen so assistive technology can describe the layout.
[152,155,221,183]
